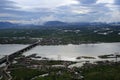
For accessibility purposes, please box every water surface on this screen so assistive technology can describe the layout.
[0,43,120,60]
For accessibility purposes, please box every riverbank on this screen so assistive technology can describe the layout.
[0,38,120,45]
[1,50,120,80]
[4,57,120,80]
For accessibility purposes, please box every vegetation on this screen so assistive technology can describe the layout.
[34,71,72,80]
[10,66,82,80]
[0,25,120,44]
[10,66,72,80]
[11,67,46,80]
[82,64,120,80]
[9,63,120,80]
[76,56,96,59]
[98,54,120,59]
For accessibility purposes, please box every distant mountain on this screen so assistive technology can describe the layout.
[109,22,120,26]
[0,21,120,29]
[0,22,38,29]
[44,21,68,26]
[44,21,110,27]
[0,22,17,28]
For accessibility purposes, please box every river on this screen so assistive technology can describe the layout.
[0,43,120,61]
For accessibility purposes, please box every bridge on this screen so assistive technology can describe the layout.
[0,40,42,80]
[0,40,41,65]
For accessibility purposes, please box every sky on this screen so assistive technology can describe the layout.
[0,0,120,24]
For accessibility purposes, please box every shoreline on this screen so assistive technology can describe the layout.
[0,42,120,45]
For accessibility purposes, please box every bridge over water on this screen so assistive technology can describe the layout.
[0,40,42,80]
[0,40,41,65]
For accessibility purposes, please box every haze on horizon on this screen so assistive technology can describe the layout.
[0,0,120,24]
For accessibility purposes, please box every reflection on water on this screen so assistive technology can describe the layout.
[0,43,120,60]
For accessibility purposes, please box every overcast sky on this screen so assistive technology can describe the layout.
[0,0,120,24]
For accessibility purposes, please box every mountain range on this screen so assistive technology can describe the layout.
[0,21,120,29]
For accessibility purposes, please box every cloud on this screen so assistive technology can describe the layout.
[95,11,120,22]
[0,13,22,18]
[114,0,120,5]
[77,0,97,4]
[0,0,20,11]
[96,0,114,4]
[0,0,15,8]
[72,9,91,14]
[10,0,78,11]
[0,0,120,24]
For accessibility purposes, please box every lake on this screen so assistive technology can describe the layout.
[0,43,120,61]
